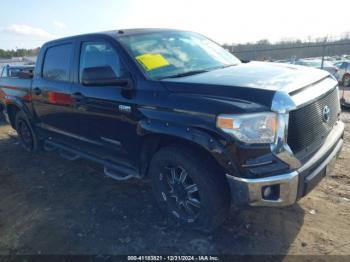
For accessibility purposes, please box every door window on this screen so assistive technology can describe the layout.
[79,42,122,82]
[43,44,73,82]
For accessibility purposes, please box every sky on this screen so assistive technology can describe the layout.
[0,0,349,50]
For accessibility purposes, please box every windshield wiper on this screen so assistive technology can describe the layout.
[160,69,209,79]
[210,64,236,70]
[159,64,237,80]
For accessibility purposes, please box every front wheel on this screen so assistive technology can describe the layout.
[149,145,231,232]
[15,111,42,152]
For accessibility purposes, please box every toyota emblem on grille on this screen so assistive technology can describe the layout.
[322,105,331,123]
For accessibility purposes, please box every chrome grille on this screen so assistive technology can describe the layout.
[287,87,340,153]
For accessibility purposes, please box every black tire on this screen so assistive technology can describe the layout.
[15,111,42,152]
[149,145,231,232]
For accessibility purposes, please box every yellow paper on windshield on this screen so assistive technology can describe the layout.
[136,53,170,71]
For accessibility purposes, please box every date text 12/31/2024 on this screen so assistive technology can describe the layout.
[127,256,220,261]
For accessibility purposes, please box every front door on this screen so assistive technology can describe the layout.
[70,40,139,165]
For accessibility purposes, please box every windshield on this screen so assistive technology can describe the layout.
[118,31,241,80]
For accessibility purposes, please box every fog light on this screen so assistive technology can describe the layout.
[263,186,272,198]
[262,184,280,200]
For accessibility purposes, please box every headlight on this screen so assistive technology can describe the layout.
[216,112,277,144]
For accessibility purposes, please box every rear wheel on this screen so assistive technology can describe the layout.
[149,145,230,232]
[15,111,41,152]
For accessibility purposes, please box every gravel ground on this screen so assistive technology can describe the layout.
[0,112,349,256]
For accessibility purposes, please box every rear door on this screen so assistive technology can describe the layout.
[31,42,77,135]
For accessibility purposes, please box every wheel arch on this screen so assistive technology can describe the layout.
[138,120,237,178]
[6,103,22,129]
[5,99,33,129]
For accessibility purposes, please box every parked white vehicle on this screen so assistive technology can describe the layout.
[334,60,350,87]
[291,59,338,77]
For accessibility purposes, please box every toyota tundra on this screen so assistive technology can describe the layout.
[0,29,344,231]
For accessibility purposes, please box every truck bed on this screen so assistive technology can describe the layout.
[0,77,32,106]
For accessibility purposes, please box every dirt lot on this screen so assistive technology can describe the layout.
[0,113,349,256]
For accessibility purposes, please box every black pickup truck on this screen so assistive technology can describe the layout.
[0,29,344,231]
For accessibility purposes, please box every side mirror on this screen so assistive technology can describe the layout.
[82,66,132,89]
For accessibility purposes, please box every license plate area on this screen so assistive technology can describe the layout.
[304,167,326,195]
[304,154,338,196]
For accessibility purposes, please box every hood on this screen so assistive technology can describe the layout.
[163,61,330,92]
[161,61,330,109]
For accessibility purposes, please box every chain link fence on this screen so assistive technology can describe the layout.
[226,39,350,107]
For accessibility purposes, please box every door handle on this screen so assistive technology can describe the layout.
[33,87,42,96]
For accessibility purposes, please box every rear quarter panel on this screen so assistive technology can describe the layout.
[0,77,33,118]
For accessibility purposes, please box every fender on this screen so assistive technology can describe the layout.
[0,77,34,126]
[4,97,34,127]
[137,118,239,175]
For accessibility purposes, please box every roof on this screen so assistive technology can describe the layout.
[103,28,183,37]
[43,28,185,46]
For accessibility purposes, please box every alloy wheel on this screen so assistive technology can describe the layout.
[159,165,201,222]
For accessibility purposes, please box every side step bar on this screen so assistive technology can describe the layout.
[104,167,139,181]
[59,150,80,161]
[44,140,141,181]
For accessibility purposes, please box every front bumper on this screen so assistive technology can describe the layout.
[227,121,344,207]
